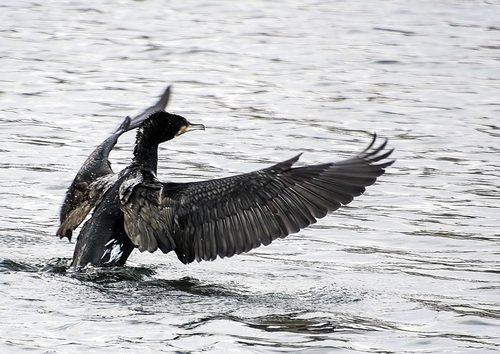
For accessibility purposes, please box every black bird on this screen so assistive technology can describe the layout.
[58,88,394,268]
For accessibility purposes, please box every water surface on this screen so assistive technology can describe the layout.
[1,0,499,352]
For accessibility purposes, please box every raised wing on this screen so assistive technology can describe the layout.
[120,134,394,264]
[57,118,131,240]
[58,85,172,240]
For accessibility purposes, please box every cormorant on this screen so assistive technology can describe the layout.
[58,87,394,268]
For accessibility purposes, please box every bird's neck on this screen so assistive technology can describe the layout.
[131,142,159,174]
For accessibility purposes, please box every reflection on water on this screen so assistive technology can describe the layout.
[1,0,500,352]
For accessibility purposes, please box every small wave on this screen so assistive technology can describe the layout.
[0,259,38,273]
[65,264,156,283]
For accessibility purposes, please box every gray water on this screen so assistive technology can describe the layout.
[1,0,499,352]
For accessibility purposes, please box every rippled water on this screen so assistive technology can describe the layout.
[1,0,499,352]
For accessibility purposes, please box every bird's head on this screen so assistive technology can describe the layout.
[137,110,205,145]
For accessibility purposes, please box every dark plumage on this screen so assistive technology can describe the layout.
[58,87,394,268]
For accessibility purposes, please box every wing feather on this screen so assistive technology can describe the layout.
[57,174,119,240]
[119,171,176,253]
[159,135,394,264]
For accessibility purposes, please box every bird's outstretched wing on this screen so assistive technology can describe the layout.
[57,85,172,240]
[120,134,394,264]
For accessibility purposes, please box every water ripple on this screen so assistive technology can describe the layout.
[1,0,499,352]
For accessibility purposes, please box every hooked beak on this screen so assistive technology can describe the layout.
[176,123,205,137]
